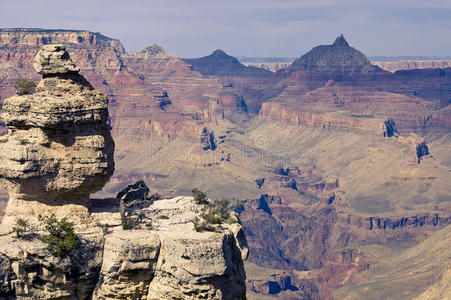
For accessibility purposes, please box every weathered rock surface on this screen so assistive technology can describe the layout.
[93,230,160,299]
[33,44,80,75]
[0,196,248,299]
[0,44,114,226]
[200,127,217,150]
[0,45,248,299]
[373,59,451,72]
[92,196,248,300]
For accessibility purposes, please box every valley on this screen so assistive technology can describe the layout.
[0,28,450,299]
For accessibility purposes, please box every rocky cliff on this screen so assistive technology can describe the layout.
[183,49,274,113]
[374,59,451,72]
[0,195,248,299]
[0,29,251,192]
[0,29,450,300]
[264,36,450,135]
[0,46,248,299]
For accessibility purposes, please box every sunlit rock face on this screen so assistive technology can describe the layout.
[0,44,114,224]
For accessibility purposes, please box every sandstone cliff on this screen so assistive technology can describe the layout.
[0,44,114,226]
[0,195,248,299]
[1,29,450,300]
[0,45,248,299]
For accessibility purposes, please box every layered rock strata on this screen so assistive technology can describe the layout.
[0,44,114,226]
[0,195,249,299]
[0,46,248,299]
[92,196,248,300]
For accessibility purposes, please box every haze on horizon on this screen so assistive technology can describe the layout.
[1,0,450,58]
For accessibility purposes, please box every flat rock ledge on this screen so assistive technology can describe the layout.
[0,196,248,299]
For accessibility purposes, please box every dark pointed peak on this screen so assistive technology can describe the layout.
[333,34,349,47]
[212,49,227,56]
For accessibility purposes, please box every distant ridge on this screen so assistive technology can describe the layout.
[371,56,451,61]
[238,57,295,63]
[0,27,114,40]
[182,49,272,77]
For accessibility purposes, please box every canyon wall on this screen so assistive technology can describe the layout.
[374,60,451,72]
[0,46,248,299]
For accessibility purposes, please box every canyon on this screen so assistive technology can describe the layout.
[0,44,248,299]
[0,28,450,299]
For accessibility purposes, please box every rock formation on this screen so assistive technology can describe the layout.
[200,127,217,150]
[0,44,114,226]
[373,59,451,73]
[0,29,450,299]
[93,196,248,300]
[288,35,383,74]
[0,194,249,299]
[0,46,248,299]
[183,49,272,78]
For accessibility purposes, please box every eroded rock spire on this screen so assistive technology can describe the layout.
[0,44,114,225]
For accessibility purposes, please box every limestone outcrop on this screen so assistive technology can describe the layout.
[0,44,114,226]
[0,195,248,299]
[92,196,248,300]
[0,46,248,299]
[373,59,451,73]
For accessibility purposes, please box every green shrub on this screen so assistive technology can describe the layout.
[96,222,110,235]
[15,79,36,95]
[38,214,78,257]
[207,198,231,219]
[192,188,208,205]
[12,218,29,238]
[190,189,243,232]
[192,217,215,232]
[201,212,222,224]
[122,216,137,230]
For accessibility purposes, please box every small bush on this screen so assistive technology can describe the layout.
[190,189,242,232]
[96,222,110,235]
[192,188,208,205]
[202,212,222,224]
[38,214,78,257]
[12,218,29,238]
[0,138,8,143]
[122,216,137,230]
[159,215,170,219]
[192,217,215,232]
[15,79,36,96]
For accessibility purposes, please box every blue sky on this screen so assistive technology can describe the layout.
[1,0,450,57]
